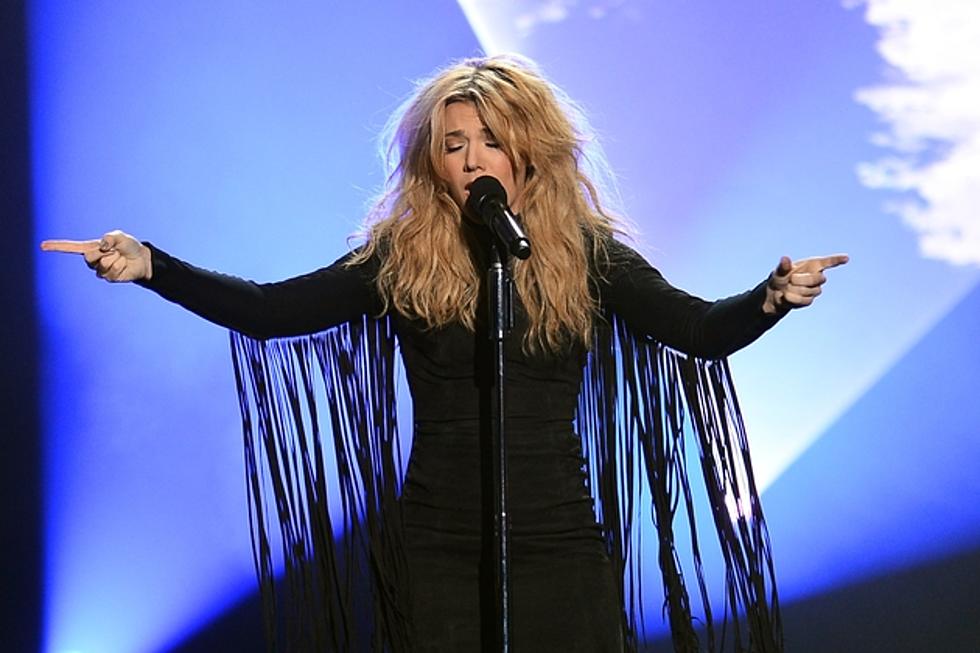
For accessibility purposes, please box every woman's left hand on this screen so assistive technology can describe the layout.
[762,254,849,315]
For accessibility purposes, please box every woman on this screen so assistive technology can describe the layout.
[43,55,846,652]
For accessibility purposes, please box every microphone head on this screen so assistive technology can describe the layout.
[465,175,507,216]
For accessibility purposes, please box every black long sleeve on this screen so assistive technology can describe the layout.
[136,239,780,355]
[601,240,781,359]
[136,243,382,340]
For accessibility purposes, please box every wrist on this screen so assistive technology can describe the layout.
[141,243,153,280]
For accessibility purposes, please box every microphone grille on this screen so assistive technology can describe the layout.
[466,176,507,211]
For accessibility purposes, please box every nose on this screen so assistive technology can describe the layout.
[464,145,483,173]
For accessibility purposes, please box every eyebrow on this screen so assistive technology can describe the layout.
[444,127,494,140]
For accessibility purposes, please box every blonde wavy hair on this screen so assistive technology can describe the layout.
[353,54,623,353]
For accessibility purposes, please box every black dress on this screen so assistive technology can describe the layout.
[139,237,780,651]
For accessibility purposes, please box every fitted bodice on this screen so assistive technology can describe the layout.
[394,309,586,428]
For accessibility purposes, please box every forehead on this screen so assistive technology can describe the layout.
[442,101,487,134]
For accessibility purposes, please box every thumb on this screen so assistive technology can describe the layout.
[774,256,792,278]
[99,231,123,252]
[99,230,140,256]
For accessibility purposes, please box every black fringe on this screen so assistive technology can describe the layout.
[230,316,782,652]
[578,317,782,652]
[231,316,410,652]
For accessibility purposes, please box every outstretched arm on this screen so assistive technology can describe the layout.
[41,230,381,339]
[602,241,848,359]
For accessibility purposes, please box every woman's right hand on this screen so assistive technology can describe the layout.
[41,230,152,282]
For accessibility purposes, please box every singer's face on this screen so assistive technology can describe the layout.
[439,101,525,216]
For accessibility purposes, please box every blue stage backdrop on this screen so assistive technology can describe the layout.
[33,1,980,651]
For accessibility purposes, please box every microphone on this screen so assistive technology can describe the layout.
[465,176,531,260]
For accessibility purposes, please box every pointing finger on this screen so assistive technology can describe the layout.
[816,254,849,271]
[40,239,101,254]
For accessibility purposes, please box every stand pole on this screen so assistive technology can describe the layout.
[487,240,512,652]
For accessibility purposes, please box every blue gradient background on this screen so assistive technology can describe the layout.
[32,2,979,651]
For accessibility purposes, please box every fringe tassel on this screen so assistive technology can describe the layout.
[230,316,410,652]
[577,317,782,652]
[229,315,781,652]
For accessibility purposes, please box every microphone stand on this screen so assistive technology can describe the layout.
[487,238,513,652]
